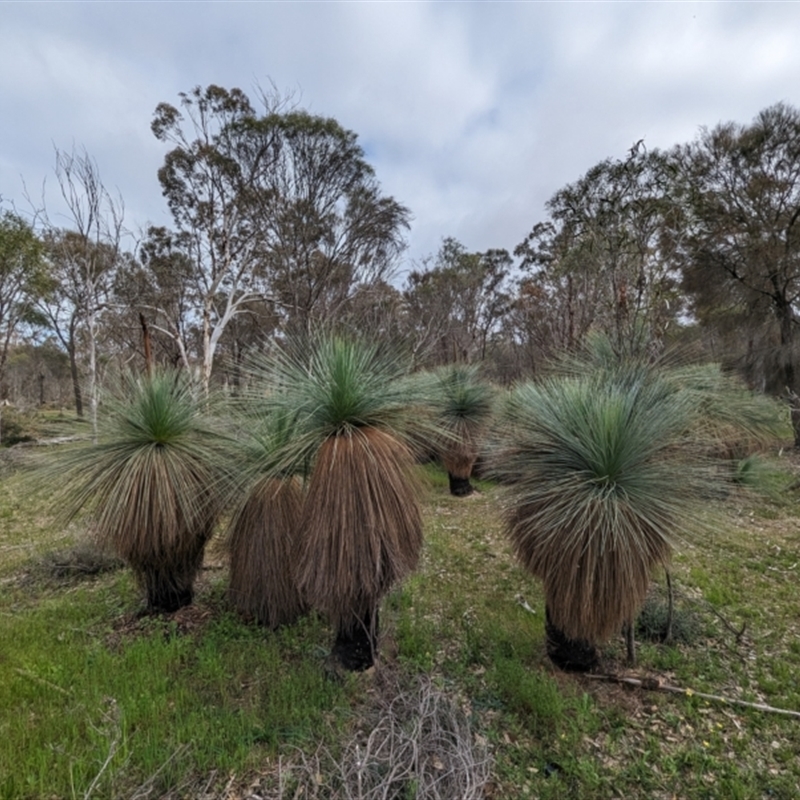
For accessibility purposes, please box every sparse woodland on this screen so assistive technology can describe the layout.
[2,90,800,798]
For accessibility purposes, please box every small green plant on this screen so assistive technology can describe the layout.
[636,591,703,645]
[0,406,38,446]
[30,541,123,584]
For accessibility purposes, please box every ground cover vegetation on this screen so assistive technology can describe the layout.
[1,411,800,798]
[2,86,800,798]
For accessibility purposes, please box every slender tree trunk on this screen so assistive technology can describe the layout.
[202,303,213,398]
[664,569,674,644]
[790,397,800,449]
[68,341,83,418]
[777,303,800,446]
[88,305,98,445]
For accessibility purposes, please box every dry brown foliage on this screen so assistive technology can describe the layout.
[297,427,422,630]
[507,498,672,644]
[252,675,491,799]
[227,477,307,628]
[90,451,223,609]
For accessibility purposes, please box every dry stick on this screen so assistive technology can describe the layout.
[676,584,747,644]
[586,674,800,719]
[664,568,674,645]
[14,667,71,696]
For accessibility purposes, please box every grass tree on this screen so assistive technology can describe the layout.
[51,370,231,612]
[667,362,788,459]
[492,372,705,670]
[429,365,495,496]
[226,410,307,628]
[250,336,427,670]
[493,353,786,671]
[554,333,787,455]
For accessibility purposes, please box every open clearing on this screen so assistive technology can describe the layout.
[1,446,799,799]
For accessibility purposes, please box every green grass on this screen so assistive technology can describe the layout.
[2,440,800,798]
[0,572,353,798]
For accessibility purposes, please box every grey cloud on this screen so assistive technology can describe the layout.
[2,1,800,270]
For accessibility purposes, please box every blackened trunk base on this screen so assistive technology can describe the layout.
[545,606,598,672]
[448,473,474,497]
[142,567,195,613]
[333,609,379,671]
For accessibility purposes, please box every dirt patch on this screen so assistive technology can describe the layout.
[106,600,219,649]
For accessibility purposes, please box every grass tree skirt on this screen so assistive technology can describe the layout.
[448,473,474,497]
[333,609,379,671]
[545,606,599,672]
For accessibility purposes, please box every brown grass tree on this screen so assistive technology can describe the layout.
[246,336,432,670]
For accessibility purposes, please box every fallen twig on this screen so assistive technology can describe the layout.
[14,667,71,696]
[515,594,536,615]
[586,674,800,719]
[672,584,746,643]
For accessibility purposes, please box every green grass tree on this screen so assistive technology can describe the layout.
[428,364,495,496]
[50,370,232,612]
[493,372,706,670]
[248,336,431,670]
[492,354,785,671]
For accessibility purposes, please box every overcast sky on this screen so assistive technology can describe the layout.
[1,1,798,277]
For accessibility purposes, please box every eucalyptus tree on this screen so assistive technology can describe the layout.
[152,85,277,393]
[37,148,125,440]
[247,111,411,335]
[40,230,119,419]
[403,238,512,367]
[113,226,199,373]
[515,145,684,360]
[675,103,800,416]
[151,85,410,392]
[0,212,48,441]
